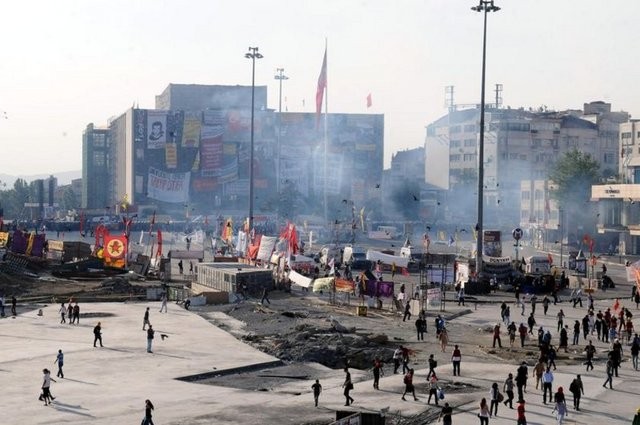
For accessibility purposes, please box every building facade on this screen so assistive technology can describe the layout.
[81,124,111,210]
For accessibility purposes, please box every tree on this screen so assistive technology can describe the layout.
[548,149,600,207]
[548,149,600,241]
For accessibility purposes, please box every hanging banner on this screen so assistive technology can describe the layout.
[256,236,277,262]
[289,270,313,288]
[104,235,127,259]
[147,111,168,149]
[165,143,178,169]
[0,231,8,248]
[335,278,355,293]
[147,167,190,203]
[200,125,224,176]
[182,117,201,147]
[313,277,335,293]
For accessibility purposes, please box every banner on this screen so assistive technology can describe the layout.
[289,270,313,288]
[483,230,502,257]
[165,143,177,169]
[0,231,8,248]
[147,111,168,149]
[313,277,334,293]
[200,125,224,176]
[147,167,190,203]
[103,235,127,260]
[182,116,201,147]
[335,278,355,293]
[366,249,409,268]
[256,236,277,262]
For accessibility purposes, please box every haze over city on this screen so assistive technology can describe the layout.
[1,0,639,176]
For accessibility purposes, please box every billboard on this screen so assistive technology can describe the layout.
[483,230,502,257]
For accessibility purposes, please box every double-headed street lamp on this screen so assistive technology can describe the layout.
[471,0,500,276]
[245,47,263,232]
[274,68,289,204]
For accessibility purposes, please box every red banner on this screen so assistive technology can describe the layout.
[104,235,127,259]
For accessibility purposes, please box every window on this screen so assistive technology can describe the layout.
[450,125,461,134]
[93,151,105,166]
[463,153,476,162]
[522,191,530,200]
[449,154,461,162]
[603,153,614,164]
[450,140,461,148]
[464,139,475,147]
[464,124,476,132]
[93,134,106,148]
[534,190,542,200]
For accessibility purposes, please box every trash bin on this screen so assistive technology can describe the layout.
[357,306,368,317]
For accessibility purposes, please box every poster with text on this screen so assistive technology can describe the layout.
[147,167,190,203]
[147,111,168,148]
[200,125,224,176]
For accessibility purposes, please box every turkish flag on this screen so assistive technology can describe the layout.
[366,93,372,108]
[315,47,327,127]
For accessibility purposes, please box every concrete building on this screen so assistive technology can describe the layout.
[81,123,111,210]
[425,101,628,228]
[86,84,384,222]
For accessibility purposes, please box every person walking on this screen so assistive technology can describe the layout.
[584,340,596,371]
[542,367,554,404]
[142,399,155,425]
[503,373,515,409]
[73,303,80,324]
[451,345,462,376]
[572,320,580,345]
[527,313,536,335]
[54,349,64,379]
[178,259,184,275]
[552,387,568,424]
[143,307,151,330]
[58,303,66,324]
[147,325,155,353]
[93,322,103,347]
[372,357,383,390]
[159,293,168,313]
[439,327,449,352]
[533,359,545,390]
[508,321,517,347]
[631,337,640,371]
[478,397,490,425]
[489,382,500,416]
[439,402,453,425]
[559,325,569,352]
[557,309,565,332]
[543,295,550,315]
[493,323,502,348]
[342,368,354,406]
[518,323,527,348]
[401,345,410,374]
[516,361,528,402]
[603,358,614,389]
[393,346,403,374]
[427,374,440,406]
[311,379,322,407]
[41,368,56,406]
[415,316,426,340]
[569,375,584,411]
[516,400,527,425]
[11,295,17,316]
[261,287,271,305]
[403,300,412,322]
[427,354,438,379]
[67,303,73,324]
[401,368,418,401]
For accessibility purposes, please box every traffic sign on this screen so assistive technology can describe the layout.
[512,227,523,240]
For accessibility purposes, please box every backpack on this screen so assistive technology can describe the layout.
[569,379,578,393]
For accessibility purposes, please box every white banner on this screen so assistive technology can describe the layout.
[256,236,277,262]
[288,270,313,288]
[366,249,409,268]
[147,167,190,203]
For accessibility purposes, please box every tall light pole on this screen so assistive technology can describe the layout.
[274,68,289,219]
[245,47,263,232]
[471,0,500,276]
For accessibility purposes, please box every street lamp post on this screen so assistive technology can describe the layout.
[471,0,500,276]
[274,68,289,222]
[245,47,263,232]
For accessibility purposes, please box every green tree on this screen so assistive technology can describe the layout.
[548,149,600,207]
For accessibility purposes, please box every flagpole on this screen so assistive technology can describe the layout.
[323,38,329,227]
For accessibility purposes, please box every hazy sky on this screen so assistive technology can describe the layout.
[1,0,639,177]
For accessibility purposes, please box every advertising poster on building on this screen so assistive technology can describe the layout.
[200,125,224,176]
[147,111,168,148]
[147,167,190,203]
[134,109,146,144]
[483,230,502,257]
[182,116,201,147]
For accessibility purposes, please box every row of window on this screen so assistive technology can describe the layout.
[520,210,559,220]
[450,154,477,162]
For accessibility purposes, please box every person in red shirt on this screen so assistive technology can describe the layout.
[517,400,527,425]
[493,323,502,348]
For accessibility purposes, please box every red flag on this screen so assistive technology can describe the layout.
[156,229,163,258]
[366,93,372,108]
[315,47,327,127]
